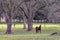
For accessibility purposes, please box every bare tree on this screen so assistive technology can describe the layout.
[44,0,60,23]
[21,0,37,31]
[15,0,38,31]
[18,0,47,31]
[1,0,13,34]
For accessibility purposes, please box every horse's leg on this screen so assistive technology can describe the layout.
[36,27,39,33]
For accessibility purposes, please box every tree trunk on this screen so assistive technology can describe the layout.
[27,18,33,31]
[5,18,12,34]
[0,17,1,23]
[23,16,26,29]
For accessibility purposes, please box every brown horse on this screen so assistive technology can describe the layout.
[35,25,41,33]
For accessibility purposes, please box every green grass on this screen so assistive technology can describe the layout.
[0,23,60,40]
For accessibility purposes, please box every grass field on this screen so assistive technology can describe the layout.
[0,23,60,40]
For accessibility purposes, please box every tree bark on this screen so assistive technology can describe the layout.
[5,18,12,34]
[27,18,33,31]
[23,16,26,29]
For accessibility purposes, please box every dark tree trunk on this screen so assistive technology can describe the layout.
[0,17,1,23]
[5,18,12,34]
[5,22,12,34]
[14,23,16,28]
